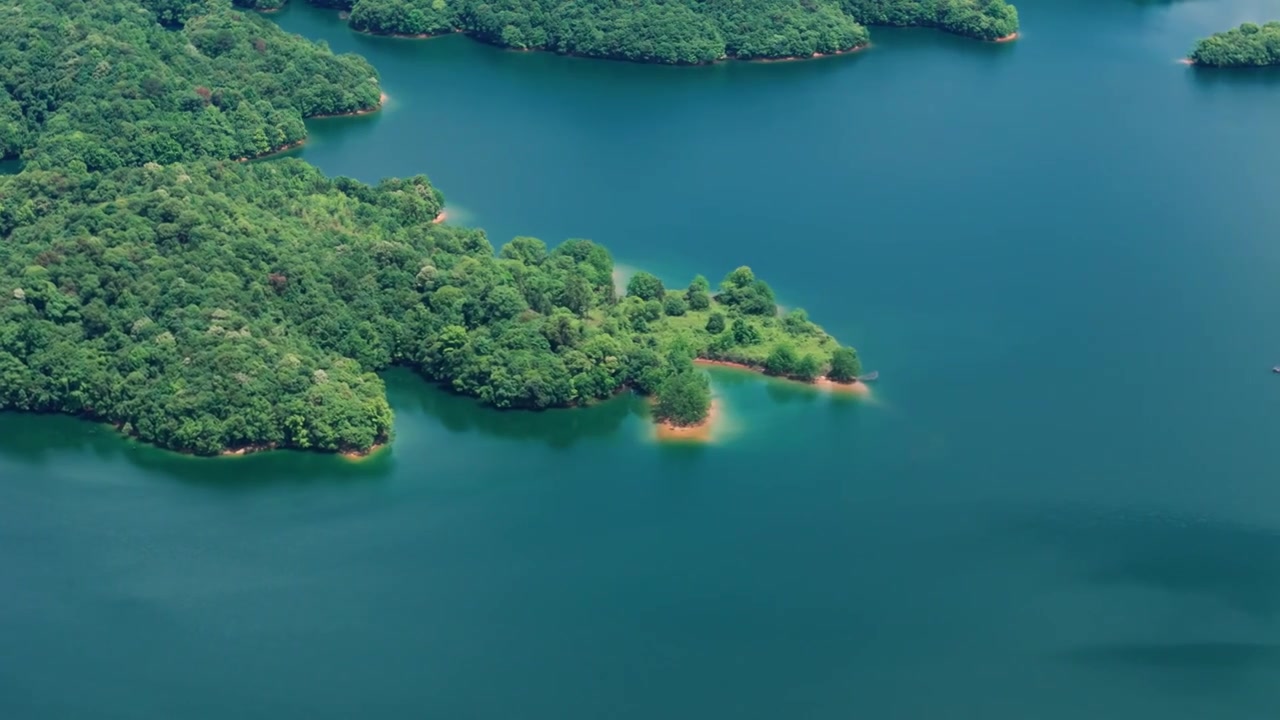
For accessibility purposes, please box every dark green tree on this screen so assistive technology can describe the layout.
[686,274,711,310]
[794,354,822,382]
[765,344,799,376]
[732,318,762,345]
[828,347,862,382]
[652,369,711,426]
[626,271,666,301]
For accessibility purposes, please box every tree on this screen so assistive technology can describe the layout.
[705,312,726,334]
[500,236,548,265]
[664,295,687,316]
[686,274,711,310]
[652,369,711,426]
[783,308,813,335]
[828,347,861,382]
[794,354,821,382]
[626,271,665,301]
[732,318,761,345]
[764,344,798,376]
[721,266,755,291]
[717,266,776,316]
[561,273,592,316]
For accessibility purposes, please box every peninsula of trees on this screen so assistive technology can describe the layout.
[1189,22,1280,68]
[218,0,1018,63]
[0,0,863,455]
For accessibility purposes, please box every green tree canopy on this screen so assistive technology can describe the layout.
[0,0,863,455]
[653,368,711,426]
[1,0,382,169]
[1190,21,1280,67]
[828,347,862,382]
[626,271,665,301]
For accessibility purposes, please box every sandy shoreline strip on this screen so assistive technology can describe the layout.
[745,44,868,63]
[693,358,869,396]
[341,442,386,461]
[218,442,386,459]
[221,443,276,456]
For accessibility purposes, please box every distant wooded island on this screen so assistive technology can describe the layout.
[0,0,864,456]
[214,0,1018,62]
[1189,22,1280,68]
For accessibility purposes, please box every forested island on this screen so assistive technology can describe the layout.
[1189,22,1280,68]
[0,0,863,455]
[841,0,1017,42]
[1,0,382,170]
[214,0,1018,63]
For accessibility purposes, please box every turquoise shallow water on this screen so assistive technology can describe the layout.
[5,0,1280,717]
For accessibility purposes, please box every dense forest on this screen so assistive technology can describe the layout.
[0,0,861,454]
[1190,22,1280,67]
[221,0,1018,62]
[0,160,858,453]
[0,0,381,170]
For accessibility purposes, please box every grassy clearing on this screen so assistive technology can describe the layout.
[649,296,843,372]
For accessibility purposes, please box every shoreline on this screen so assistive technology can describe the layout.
[693,358,869,396]
[654,399,721,442]
[238,138,305,162]
[740,44,869,64]
[432,210,448,224]
[341,442,386,461]
[221,443,277,457]
[991,32,1018,43]
[307,92,389,119]
[349,24,867,66]
[219,441,386,459]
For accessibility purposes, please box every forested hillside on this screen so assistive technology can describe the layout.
[222,0,1018,62]
[1190,21,1280,67]
[0,0,860,454]
[0,0,380,170]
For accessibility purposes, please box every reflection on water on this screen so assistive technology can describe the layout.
[0,411,393,487]
[1187,64,1280,91]
[384,367,643,449]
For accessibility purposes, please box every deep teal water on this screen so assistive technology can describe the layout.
[5,0,1280,717]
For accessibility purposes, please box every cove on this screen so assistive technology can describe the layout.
[5,0,1280,717]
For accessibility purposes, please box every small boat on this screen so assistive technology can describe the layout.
[857,371,879,382]
[1273,366,1280,374]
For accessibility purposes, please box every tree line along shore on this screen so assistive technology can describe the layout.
[211,0,1020,63]
[0,0,863,456]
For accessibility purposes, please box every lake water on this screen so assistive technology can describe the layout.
[5,0,1280,717]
